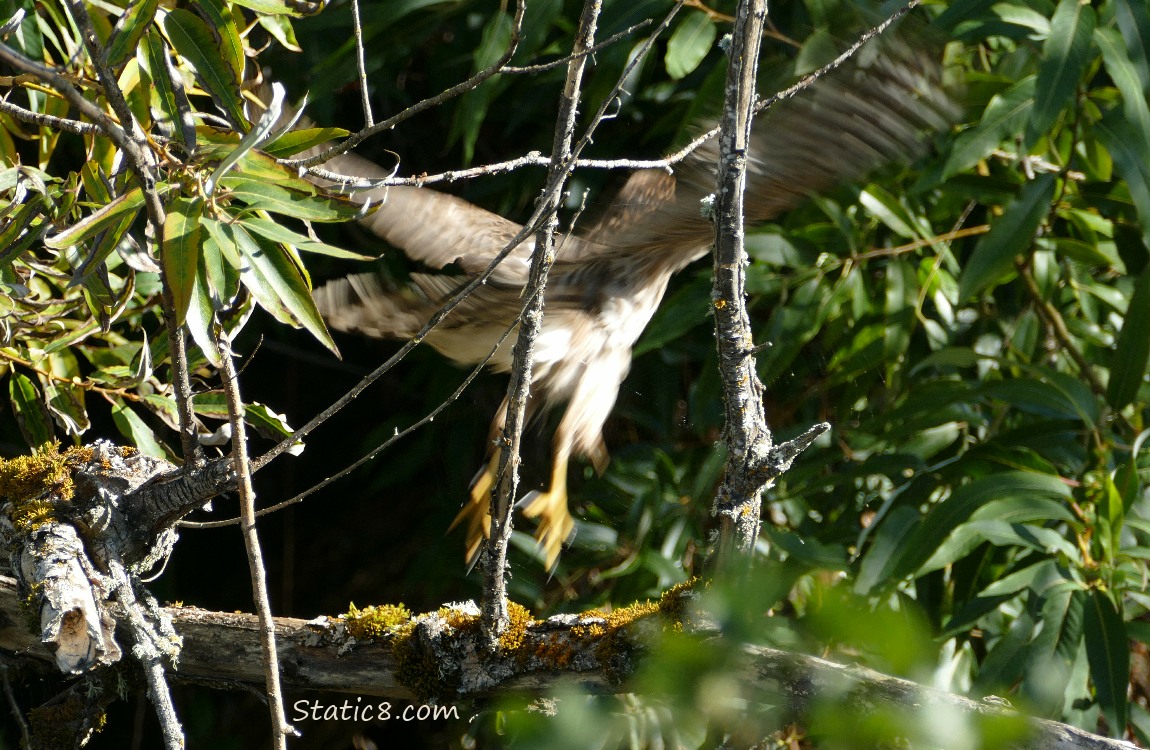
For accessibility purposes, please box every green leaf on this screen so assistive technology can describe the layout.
[1107,265,1150,409]
[161,196,204,326]
[193,392,298,443]
[138,28,186,139]
[892,471,1072,580]
[106,0,160,68]
[1026,0,1096,146]
[940,76,1036,181]
[229,0,325,17]
[227,221,338,354]
[160,9,246,125]
[44,187,145,250]
[1096,110,1150,252]
[243,216,373,259]
[665,11,715,80]
[1084,589,1129,736]
[218,175,361,221]
[451,11,512,164]
[111,401,171,459]
[185,250,222,367]
[1096,28,1150,142]
[195,0,245,84]
[958,173,1056,300]
[8,372,55,449]
[1114,0,1150,91]
[261,127,350,158]
[258,15,301,52]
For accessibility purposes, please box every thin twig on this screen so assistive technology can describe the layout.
[350,0,373,128]
[0,95,101,135]
[106,558,184,750]
[220,337,294,749]
[503,20,652,74]
[708,0,771,568]
[0,661,31,749]
[287,0,528,169]
[183,315,521,530]
[480,0,607,644]
[1016,259,1108,396]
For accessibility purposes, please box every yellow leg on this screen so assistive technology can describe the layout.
[448,452,497,565]
[519,451,575,570]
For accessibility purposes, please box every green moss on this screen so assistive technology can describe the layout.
[0,442,96,533]
[391,619,449,701]
[344,602,412,640]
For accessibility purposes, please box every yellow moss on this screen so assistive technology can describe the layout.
[0,443,101,533]
[436,605,480,631]
[344,602,412,640]
[498,601,534,654]
[657,577,700,626]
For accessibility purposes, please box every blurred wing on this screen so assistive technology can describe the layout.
[575,30,960,268]
[316,149,536,285]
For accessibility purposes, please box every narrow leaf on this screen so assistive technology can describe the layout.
[8,372,54,449]
[230,222,339,355]
[1084,590,1129,736]
[958,173,1056,300]
[1026,0,1096,146]
[1107,265,1150,409]
[665,11,716,80]
[161,196,204,326]
[111,401,171,459]
[106,0,159,68]
[261,127,351,158]
[44,187,145,249]
[243,215,374,259]
[160,9,246,125]
[219,175,362,221]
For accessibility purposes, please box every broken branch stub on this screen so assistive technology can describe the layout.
[0,440,235,673]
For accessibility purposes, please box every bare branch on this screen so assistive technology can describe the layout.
[220,339,295,748]
[0,96,101,136]
[350,0,374,128]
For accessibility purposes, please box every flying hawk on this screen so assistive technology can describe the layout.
[312,30,958,568]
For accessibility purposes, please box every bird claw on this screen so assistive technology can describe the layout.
[519,488,575,570]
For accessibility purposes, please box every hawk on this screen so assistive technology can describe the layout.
[312,32,958,568]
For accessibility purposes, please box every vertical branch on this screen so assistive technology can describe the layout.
[350,0,374,128]
[709,0,830,569]
[220,339,294,749]
[480,0,603,644]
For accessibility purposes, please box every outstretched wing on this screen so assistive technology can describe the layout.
[572,31,960,271]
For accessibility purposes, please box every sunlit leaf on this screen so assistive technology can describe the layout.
[106,0,160,68]
[665,10,715,81]
[218,175,361,221]
[160,9,246,125]
[161,196,204,326]
[261,127,351,158]
[243,215,374,259]
[44,187,145,250]
[111,400,171,459]
[8,372,54,449]
[1026,0,1095,146]
[228,222,338,354]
